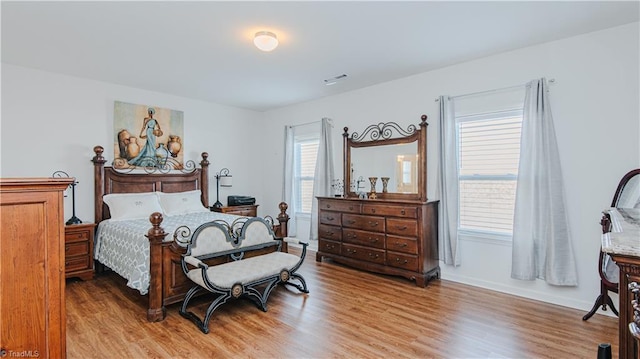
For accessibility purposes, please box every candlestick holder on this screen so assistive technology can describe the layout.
[368,177,378,200]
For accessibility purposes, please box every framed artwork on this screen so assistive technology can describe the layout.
[113,101,184,170]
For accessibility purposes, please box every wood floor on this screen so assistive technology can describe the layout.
[66,249,618,358]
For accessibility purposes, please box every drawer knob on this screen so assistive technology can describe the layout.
[395,225,408,231]
[326,216,335,221]
[394,242,408,247]
[326,204,331,209]
[347,220,356,224]
[371,208,376,213]
[368,221,379,227]
[346,248,357,254]
[349,206,353,210]
[347,233,357,239]
[401,209,406,215]
[65,245,70,251]
[369,238,378,243]
[368,253,379,259]
[395,258,408,264]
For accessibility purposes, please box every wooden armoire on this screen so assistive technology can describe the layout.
[1,178,72,358]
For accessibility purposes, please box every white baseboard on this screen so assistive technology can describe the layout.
[441,271,617,318]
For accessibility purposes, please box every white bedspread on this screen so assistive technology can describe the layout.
[95,211,241,294]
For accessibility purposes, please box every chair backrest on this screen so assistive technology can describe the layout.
[186,221,234,257]
[185,217,278,258]
[236,217,276,248]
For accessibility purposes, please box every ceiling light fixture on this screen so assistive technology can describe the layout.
[253,31,278,52]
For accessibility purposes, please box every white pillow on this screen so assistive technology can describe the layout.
[157,190,209,216]
[103,192,164,221]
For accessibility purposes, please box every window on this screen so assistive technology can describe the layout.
[457,109,522,237]
[294,135,319,214]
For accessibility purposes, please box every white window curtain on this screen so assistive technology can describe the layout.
[282,125,297,236]
[309,118,335,241]
[437,96,461,266]
[511,78,578,286]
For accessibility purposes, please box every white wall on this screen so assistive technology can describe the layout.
[2,22,638,313]
[0,64,270,221]
[259,22,640,312]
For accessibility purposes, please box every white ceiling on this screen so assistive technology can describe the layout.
[2,1,638,112]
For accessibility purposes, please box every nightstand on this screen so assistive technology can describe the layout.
[64,223,96,280]
[211,204,258,217]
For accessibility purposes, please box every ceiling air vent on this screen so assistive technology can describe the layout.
[324,74,347,86]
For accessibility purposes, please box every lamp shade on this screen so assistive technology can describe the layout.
[254,31,278,52]
[220,175,233,187]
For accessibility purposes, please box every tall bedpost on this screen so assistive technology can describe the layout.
[277,202,290,252]
[92,146,107,223]
[200,152,210,207]
[277,201,290,237]
[146,212,168,322]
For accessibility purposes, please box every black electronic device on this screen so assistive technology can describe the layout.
[227,195,256,206]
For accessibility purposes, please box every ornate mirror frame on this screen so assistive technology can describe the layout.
[611,168,640,208]
[343,115,428,202]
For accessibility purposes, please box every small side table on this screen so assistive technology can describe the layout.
[211,204,258,217]
[64,223,96,280]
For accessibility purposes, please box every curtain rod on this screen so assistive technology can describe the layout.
[287,118,334,128]
[434,78,556,102]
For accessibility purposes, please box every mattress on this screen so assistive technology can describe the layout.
[95,211,240,294]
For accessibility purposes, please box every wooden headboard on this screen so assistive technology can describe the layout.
[91,145,210,223]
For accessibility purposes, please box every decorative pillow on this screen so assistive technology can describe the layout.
[158,190,209,216]
[103,192,164,221]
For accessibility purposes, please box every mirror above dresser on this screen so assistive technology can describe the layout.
[343,115,428,201]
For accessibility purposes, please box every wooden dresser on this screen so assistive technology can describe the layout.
[211,204,258,217]
[316,197,439,287]
[65,223,96,280]
[0,178,72,359]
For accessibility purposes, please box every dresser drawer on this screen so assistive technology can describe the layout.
[65,241,89,257]
[319,210,342,226]
[319,199,360,213]
[319,239,341,255]
[362,204,417,219]
[387,251,419,271]
[342,228,385,249]
[65,229,89,242]
[386,235,418,254]
[342,243,385,265]
[65,256,90,272]
[343,214,385,232]
[319,224,342,241]
[386,218,418,237]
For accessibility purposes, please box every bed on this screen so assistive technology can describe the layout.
[91,145,290,321]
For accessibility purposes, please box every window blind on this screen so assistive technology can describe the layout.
[458,111,522,235]
[296,139,319,213]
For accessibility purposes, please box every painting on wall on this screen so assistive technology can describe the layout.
[113,101,184,170]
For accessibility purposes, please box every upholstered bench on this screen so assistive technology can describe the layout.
[177,217,309,333]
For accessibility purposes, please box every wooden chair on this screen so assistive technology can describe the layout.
[583,169,640,321]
